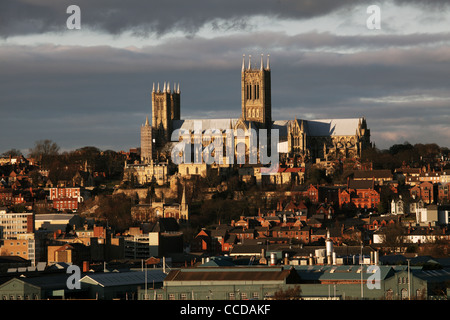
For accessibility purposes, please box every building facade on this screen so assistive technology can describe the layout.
[0,208,34,239]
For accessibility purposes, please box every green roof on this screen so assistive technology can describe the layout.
[289,265,395,281]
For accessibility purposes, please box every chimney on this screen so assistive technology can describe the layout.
[163,256,166,273]
[83,261,90,273]
[270,252,276,266]
[309,253,314,265]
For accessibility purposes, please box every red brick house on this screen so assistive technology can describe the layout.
[363,216,400,231]
[299,184,319,203]
[53,197,78,212]
[351,189,380,209]
[339,179,380,209]
[437,183,449,203]
[271,225,310,244]
[338,189,351,208]
[49,187,81,201]
[410,181,434,204]
[315,203,335,219]
[190,229,223,254]
[0,188,13,205]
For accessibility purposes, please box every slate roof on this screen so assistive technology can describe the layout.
[304,118,362,137]
[172,118,363,139]
[292,265,395,281]
[199,256,236,267]
[147,218,180,232]
[80,270,167,287]
[172,119,239,133]
[348,179,375,190]
[165,267,294,282]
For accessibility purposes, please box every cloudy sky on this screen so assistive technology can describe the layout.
[1,0,450,155]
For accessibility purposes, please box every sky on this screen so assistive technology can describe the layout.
[1,0,450,155]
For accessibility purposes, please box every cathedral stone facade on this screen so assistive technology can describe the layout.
[139,55,371,172]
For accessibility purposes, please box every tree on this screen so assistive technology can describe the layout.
[307,167,330,185]
[2,149,22,157]
[380,223,406,253]
[29,139,60,168]
[95,193,132,232]
[388,142,413,155]
[273,286,302,300]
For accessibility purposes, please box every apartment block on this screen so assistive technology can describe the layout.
[0,208,34,239]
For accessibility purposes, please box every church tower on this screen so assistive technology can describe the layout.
[241,54,272,129]
[151,82,181,148]
[180,184,189,221]
[140,116,153,163]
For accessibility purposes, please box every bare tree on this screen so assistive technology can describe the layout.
[2,148,22,157]
[273,286,302,300]
[29,139,60,158]
[380,223,406,253]
[29,139,60,168]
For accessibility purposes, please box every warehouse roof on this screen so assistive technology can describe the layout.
[164,266,299,284]
[80,270,167,287]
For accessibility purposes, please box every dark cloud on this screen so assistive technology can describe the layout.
[1,1,450,152]
[1,0,449,38]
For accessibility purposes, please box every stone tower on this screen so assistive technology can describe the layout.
[180,184,189,221]
[151,82,180,148]
[140,116,153,163]
[241,54,272,129]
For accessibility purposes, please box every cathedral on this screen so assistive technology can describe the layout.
[138,54,372,175]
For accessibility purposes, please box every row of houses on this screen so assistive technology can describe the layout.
[189,204,401,256]
[190,200,450,257]
[0,187,86,212]
[409,181,450,204]
[285,168,449,208]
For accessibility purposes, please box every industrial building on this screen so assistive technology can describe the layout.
[138,257,450,300]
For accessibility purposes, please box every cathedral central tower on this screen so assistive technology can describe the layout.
[241,54,272,129]
[151,82,180,148]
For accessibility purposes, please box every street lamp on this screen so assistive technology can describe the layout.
[407,259,411,300]
[360,243,364,299]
